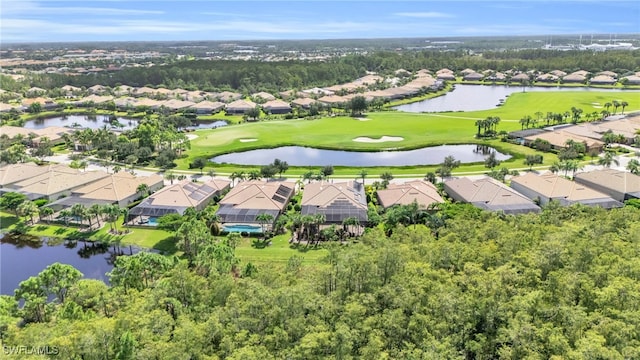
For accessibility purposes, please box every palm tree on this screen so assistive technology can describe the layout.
[17,200,39,225]
[358,169,368,185]
[59,209,72,227]
[248,170,262,181]
[302,171,315,184]
[207,169,216,178]
[40,206,54,224]
[474,119,484,137]
[598,151,619,168]
[71,203,87,227]
[103,205,122,232]
[89,203,103,228]
[604,102,612,113]
[136,183,150,198]
[229,171,246,186]
[380,172,394,188]
[256,213,274,234]
[113,165,122,174]
[627,159,640,175]
[164,171,176,184]
[620,101,628,114]
[612,100,620,115]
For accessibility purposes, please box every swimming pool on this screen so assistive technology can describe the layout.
[222,224,263,234]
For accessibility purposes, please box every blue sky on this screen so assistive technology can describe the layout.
[1,1,638,43]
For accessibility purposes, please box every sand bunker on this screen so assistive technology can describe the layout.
[355,118,371,121]
[239,138,258,142]
[353,136,404,143]
[186,134,198,140]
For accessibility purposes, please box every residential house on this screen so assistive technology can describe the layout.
[511,73,530,83]
[291,98,318,109]
[262,100,292,114]
[47,172,164,210]
[463,72,484,81]
[251,92,276,102]
[376,180,445,210]
[574,169,640,202]
[216,180,294,228]
[536,73,559,82]
[1,164,110,201]
[589,74,616,85]
[444,177,541,214]
[563,73,587,83]
[621,75,640,85]
[217,91,243,103]
[129,179,231,223]
[510,172,622,208]
[524,131,604,152]
[88,85,108,94]
[225,99,257,115]
[301,181,368,224]
[191,100,225,114]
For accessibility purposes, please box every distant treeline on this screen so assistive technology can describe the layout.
[25,49,640,93]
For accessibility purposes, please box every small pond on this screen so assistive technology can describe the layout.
[393,84,638,113]
[211,144,510,167]
[0,233,140,295]
[24,115,227,131]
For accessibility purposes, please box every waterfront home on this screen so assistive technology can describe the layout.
[129,179,230,224]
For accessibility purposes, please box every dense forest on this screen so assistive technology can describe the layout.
[22,49,640,93]
[2,204,639,359]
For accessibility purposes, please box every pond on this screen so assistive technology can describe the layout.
[0,233,140,295]
[393,84,638,113]
[24,115,227,131]
[210,144,510,167]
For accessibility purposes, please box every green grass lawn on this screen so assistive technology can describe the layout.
[233,232,328,264]
[176,90,638,175]
[2,211,326,263]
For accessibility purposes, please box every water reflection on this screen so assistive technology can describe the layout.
[393,84,639,113]
[24,115,228,131]
[211,145,511,166]
[0,233,142,295]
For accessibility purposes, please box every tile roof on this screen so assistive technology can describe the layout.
[377,180,445,209]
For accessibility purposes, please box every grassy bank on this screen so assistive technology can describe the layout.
[1,212,325,264]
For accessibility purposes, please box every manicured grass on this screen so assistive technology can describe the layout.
[233,232,328,264]
[177,90,638,175]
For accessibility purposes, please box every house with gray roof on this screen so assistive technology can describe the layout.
[129,179,230,223]
[574,169,640,202]
[191,101,225,114]
[262,100,292,114]
[444,177,540,214]
[301,181,368,224]
[216,180,294,227]
[510,172,622,208]
[225,99,257,115]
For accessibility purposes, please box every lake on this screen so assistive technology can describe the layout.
[24,115,227,131]
[0,234,139,295]
[211,144,510,167]
[393,84,638,113]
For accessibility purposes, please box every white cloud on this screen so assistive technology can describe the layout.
[393,12,454,18]
[1,0,164,16]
